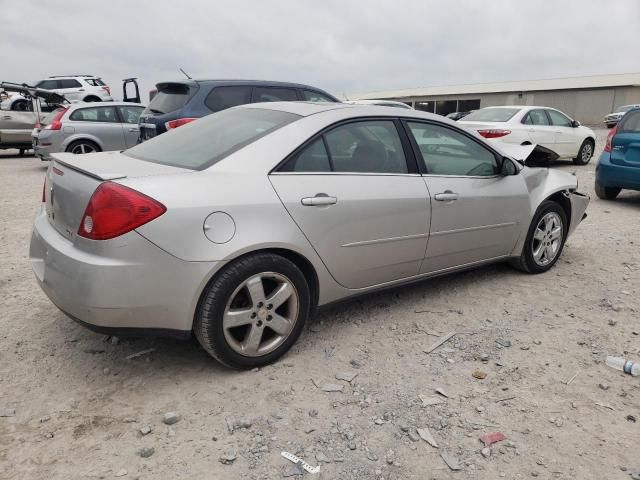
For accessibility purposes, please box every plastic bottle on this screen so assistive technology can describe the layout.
[606,356,639,376]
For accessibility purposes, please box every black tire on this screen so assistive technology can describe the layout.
[18,149,26,156]
[606,123,616,129]
[66,140,101,155]
[594,180,621,200]
[83,96,101,102]
[194,253,310,369]
[573,139,595,165]
[512,200,567,274]
[11,99,31,111]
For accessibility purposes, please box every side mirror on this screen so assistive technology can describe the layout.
[500,157,518,176]
[571,120,580,128]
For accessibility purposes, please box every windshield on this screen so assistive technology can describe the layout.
[125,107,301,170]
[462,108,520,122]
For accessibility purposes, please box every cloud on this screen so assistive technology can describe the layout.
[1,0,638,101]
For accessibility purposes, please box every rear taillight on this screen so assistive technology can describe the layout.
[102,86,111,95]
[44,107,68,131]
[604,126,617,153]
[165,118,197,130]
[77,182,166,240]
[478,129,511,139]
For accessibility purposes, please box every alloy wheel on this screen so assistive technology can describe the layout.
[581,143,593,163]
[222,272,299,357]
[70,143,96,154]
[532,212,563,266]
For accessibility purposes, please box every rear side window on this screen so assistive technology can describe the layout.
[302,90,335,102]
[618,110,640,133]
[125,108,300,170]
[205,86,252,112]
[59,79,82,88]
[36,80,59,89]
[280,138,332,172]
[523,110,550,126]
[253,87,298,103]
[69,106,118,122]
[144,83,193,114]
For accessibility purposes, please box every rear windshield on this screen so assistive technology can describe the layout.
[125,107,300,170]
[85,78,105,86]
[462,108,520,122]
[144,84,193,115]
[618,110,640,133]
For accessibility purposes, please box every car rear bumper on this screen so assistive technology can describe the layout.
[596,152,640,190]
[29,210,219,335]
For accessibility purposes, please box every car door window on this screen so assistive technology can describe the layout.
[301,90,335,102]
[523,109,550,126]
[324,121,408,173]
[280,138,332,172]
[59,79,82,88]
[205,86,252,112]
[252,87,298,103]
[407,122,499,176]
[546,109,572,127]
[69,106,118,123]
[117,106,144,124]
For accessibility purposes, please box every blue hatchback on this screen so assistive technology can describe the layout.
[595,107,640,199]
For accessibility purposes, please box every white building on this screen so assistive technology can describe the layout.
[350,73,640,125]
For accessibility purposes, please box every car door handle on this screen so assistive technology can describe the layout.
[301,195,338,206]
[434,192,459,202]
[2,115,11,120]
[78,88,85,92]
[128,127,139,132]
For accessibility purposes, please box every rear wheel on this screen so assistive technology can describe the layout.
[194,253,310,369]
[594,180,621,200]
[66,140,100,155]
[512,200,567,274]
[573,139,594,165]
[11,99,31,111]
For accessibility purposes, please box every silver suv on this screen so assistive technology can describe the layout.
[33,75,113,105]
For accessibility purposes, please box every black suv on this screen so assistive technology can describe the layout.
[138,79,339,141]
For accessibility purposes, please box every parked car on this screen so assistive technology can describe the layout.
[31,75,113,106]
[345,99,413,109]
[604,104,640,128]
[1,90,31,111]
[31,102,589,368]
[0,109,39,154]
[446,111,473,121]
[460,106,596,165]
[595,107,640,200]
[33,102,144,160]
[137,79,338,141]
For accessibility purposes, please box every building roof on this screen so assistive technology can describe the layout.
[351,72,640,100]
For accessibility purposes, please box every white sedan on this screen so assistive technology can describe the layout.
[459,106,596,165]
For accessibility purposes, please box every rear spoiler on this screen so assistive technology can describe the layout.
[498,143,560,168]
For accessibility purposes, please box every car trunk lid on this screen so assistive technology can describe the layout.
[45,151,190,240]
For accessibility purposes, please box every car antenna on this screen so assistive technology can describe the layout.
[179,68,198,85]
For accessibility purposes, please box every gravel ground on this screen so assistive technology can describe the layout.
[1,129,639,480]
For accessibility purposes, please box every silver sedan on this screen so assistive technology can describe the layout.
[30,102,589,368]
[33,102,144,160]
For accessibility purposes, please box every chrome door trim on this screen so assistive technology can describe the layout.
[341,232,429,248]
[429,222,516,237]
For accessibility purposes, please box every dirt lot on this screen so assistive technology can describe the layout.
[1,129,639,480]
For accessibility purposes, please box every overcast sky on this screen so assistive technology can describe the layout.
[1,0,639,101]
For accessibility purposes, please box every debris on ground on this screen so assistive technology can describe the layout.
[225,416,253,433]
[219,451,237,465]
[480,432,507,447]
[424,331,456,354]
[335,371,359,382]
[440,450,462,471]
[162,412,181,425]
[419,395,446,407]
[435,387,449,398]
[0,408,16,417]
[125,348,155,360]
[473,370,487,380]
[281,451,320,474]
[319,383,344,392]
[417,427,438,448]
[137,447,155,458]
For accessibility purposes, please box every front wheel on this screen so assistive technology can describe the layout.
[66,140,100,155]
[573,139,594,165]
[594,181,621,200]
[512,201,567,274]
[194,253,310,369]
